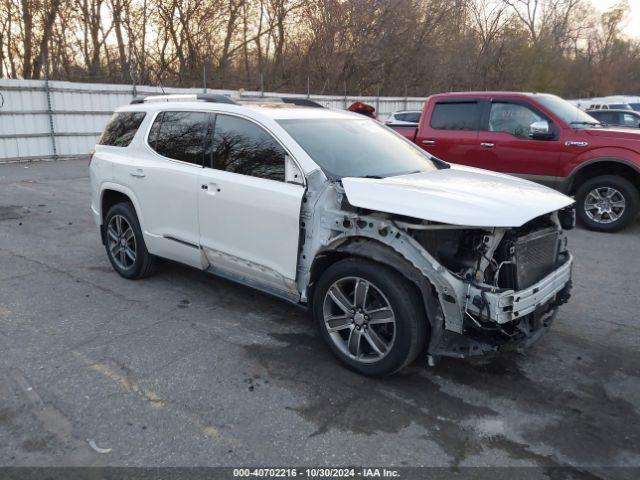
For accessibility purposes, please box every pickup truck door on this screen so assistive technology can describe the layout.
[197,113,305,301]
[475,100,563,186]
[415,99,481,166]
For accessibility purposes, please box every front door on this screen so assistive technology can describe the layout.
[197,113,305,299]
[476,100,563,186]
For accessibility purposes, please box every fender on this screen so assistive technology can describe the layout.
[330,237,447,356]
[563,147,640,178]
[99,181,147,231]
[562,153,640,193]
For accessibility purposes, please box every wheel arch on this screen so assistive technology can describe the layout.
[308,236,441,345]
[566,158,640,195]
[99,184,145,245]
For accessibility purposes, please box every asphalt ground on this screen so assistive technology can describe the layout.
[0,159,638,477]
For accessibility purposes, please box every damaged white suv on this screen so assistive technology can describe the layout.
[90,94,575,376]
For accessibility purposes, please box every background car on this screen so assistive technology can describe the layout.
[385,110,421,125]
[588,102,633,110]
[587,109,640,128]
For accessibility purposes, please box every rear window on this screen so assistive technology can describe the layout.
[430,102,480,131]
[98,112,146,147]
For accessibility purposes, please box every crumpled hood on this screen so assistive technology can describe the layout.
[341,164,574,227]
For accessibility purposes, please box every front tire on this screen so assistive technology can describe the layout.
[312,258,428,376]
[576,175,639,232]
[104,202,157,279]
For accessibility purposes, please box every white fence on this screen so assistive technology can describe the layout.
[0,78,427,163]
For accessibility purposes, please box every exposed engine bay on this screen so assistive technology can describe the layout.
[296,173,574,364]
[405,211,573,359]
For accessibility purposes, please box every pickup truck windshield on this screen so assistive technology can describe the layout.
[535,94,602,128]
[277,118,436,179]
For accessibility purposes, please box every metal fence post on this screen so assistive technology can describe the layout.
[404,84,408,111]
[43,70,57,160]
[203,65,207,93]
[343,81,347,109]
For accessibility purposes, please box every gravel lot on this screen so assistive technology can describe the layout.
[0,159,639,476]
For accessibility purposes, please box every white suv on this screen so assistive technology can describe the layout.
[90,94,575,376]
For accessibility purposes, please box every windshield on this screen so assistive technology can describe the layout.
[535,94,602,128]
[277,118,436,179]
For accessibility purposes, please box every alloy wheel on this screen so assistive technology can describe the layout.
[322,277,396,363]
[107,214,137,270]
[584,187,626,224]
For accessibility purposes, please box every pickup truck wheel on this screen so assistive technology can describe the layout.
[313,258,428,376]
[576,175,639,232]
[104,202,157,279]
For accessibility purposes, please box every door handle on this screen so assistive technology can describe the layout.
[202,183,220,193]
[129,169,145,178]
[480,142,495,148]
[422,140,436,145]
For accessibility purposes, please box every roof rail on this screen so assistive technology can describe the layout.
[129,93,238,105]
[281,97,324,108]
[196,93,237,104]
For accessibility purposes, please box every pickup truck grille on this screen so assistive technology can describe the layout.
[514,227,559,290]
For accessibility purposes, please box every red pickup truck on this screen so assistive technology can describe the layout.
[392,92,640,232]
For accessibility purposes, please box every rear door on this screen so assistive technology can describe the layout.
[416,99,481,165]
[197,113,305,299]
[476,100,563,182]
[129,110,208,267]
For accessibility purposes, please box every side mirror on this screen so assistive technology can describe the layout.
[529,120,553,140]
[285,155,304,186]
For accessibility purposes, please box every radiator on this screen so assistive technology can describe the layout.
[514,227,559,290]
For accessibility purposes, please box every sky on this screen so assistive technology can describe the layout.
[593,0,640,38]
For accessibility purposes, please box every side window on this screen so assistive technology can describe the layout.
[595,111,617,125]
[430,102,480,131]
[150,111,209,165]
[405,112,421,123]
[621,113,639,127]
[209,114,286,182]
[99,112,146,147]
[488,102,544,139]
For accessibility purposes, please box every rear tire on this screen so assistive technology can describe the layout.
[312,258,428,376]
[104,202,157,279]
[576,175,639,232]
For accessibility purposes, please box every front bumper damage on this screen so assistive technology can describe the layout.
[298,176,574,365]
[431,253,573,360]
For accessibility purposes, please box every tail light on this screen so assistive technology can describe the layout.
[88,149,95,165]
